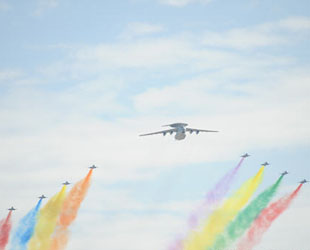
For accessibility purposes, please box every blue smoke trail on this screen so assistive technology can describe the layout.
[10,199,42,250]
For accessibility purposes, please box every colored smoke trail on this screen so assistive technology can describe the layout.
[28,186,67,250]
[237,184,303,250]
[208,175,284,250]
[50,169,93,250]
[0,211,12,250]
[10,200,42,250]
[169,158,245,250]
[184,166,264,250]
[189,157,245,227]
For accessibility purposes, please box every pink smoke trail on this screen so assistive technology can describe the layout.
[169,158,245,250]
[0,211,12,250]
[237,184,303,250]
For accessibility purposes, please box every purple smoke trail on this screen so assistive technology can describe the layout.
[168,157,245,250]
[188,157,245,228]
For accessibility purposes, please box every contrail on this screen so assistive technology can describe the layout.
[208,175,284,250]
[0,211,13,250]
[184,166,264,250]
[50,169,93,250]
[28,186,67,250]
[10,200,42,250]
[237,183,303,250]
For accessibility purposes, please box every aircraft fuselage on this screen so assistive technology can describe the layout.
[175,126,186,140]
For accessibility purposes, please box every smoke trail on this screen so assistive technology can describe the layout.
[28,186,67,250]
[10,199,42,250]
[169,158,245,250]
[189,157,245,227]
[0,211,12,250]
[50,169,93,250]
[237,184,303,250]
[184,166,264,250]
[209,175,284,250]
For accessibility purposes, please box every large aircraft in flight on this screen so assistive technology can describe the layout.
[139,123,218,140]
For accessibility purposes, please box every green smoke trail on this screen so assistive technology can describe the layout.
[208,175,284,250]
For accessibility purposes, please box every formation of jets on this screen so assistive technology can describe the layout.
[139,123,218,140]
[4,149,308,213]
[5,165,98,212]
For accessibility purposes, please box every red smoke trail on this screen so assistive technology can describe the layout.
[237,184,303,250]
[50,169,93,250]
[0,211,12,250]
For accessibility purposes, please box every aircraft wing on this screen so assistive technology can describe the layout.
[139,128,177,137]
[186,128,219,133]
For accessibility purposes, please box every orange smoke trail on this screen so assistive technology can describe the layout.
[50,169,93,250]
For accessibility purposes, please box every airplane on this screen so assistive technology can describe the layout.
[262,162,270,166]
[62,181,70,185]
[281,171,289,176]
[299,179,309,184]
[8,206,16,211]
[89,165,97,169]
[241,153,250,158]
[38,195,47,199]
[139,123,218,140]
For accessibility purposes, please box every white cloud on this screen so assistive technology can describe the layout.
[121,22,164,39]
[202,17,310,49]
[0,69,22,83]
[34,0,59,16]
[159,0,213,7]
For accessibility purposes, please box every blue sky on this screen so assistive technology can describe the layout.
[1,0,310,249]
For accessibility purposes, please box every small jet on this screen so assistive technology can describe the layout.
[38,195,47,199]
[139,123,218,141]
[281,171,289,176]
[241,153,250,158]
[62,181,70,185]
[262,162,270,166]
[8,206,16,211]
[299,179,309,184]
[89,165,97,169]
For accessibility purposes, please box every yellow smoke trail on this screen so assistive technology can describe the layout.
[28,186,67,250]
[184,166,264,250]
[50,170,93,250]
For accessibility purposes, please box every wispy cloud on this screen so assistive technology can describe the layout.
[120,22,164,39]
[34,0,59,16]
[202,17,310,50]
[159,0,213,7]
